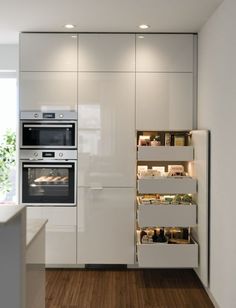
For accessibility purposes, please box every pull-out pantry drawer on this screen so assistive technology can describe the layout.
[137,146,194,161]
[137,240,198,268]
[137,178,197,194]
[137,204,197,227]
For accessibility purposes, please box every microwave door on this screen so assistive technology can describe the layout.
[21,121,77,148]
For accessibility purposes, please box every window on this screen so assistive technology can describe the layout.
[0,73,17,203]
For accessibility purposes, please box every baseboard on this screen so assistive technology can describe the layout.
[205,287,220,308]
[46,264,85,269]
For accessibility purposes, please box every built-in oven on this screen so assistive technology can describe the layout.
[20,150,77,206]
[20,111,77,149]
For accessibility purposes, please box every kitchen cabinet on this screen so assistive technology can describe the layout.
[27,207,77,265]
[77,187,135,264]
[78,72,136,187]
[136,72,193,130]
[136,130,209,287]
[19,72,77,111]
[136,34,194,72]
[78,34,135,71]
[26,220,46,308]
[20,33,77,71]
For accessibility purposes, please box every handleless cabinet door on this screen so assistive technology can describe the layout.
[136,34,193,72]
[27,207,77,265]
[77,187,135,264]
[136,73,193,130]
[78,34,135,71]
[78,72,136,187]
[20,33,77,71]
[19,72,77,111]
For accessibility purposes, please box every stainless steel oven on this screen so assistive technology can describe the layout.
[20,111,77,149]
[20,150,77,206]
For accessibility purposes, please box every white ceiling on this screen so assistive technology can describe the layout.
[0,0,223,44]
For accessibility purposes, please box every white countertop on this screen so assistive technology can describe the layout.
[27,218,48,247]
[0,205,25,224]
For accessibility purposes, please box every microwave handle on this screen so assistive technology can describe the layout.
[23,164,73,168]
[23,124,73,128]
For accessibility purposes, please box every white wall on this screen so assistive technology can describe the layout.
[198,0,236,307]
[0,44,18,71]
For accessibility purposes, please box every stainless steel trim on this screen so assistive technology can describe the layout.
[19,149,78,160]
[23,124,73,128]
[20,111,78,120]
[23,164,73,168]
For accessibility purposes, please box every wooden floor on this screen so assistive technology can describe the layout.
[46,269,214,308]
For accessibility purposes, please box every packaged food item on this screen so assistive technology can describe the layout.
[174,134,185,146]
[165,132,171,146]
[182,194,192,204]
[138,135,151,146]
[151,135,161,146]
[168,165,185,176]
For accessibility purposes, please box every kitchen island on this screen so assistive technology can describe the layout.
[0,205,47,308]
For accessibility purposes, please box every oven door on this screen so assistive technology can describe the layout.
[21,161,76,206]
[21,121,77,148]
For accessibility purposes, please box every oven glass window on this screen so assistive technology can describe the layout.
[22,122,76,147]
[22,162,75,204]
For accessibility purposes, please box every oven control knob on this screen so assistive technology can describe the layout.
[59,114,64,118]
[34,152,38,157]
[59,152,63,157]
[34,113,39,118]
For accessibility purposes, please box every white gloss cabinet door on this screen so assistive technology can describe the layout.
[19,72,77,111]
[78,73,135,187]
[20,33,77,71]
[78,34,135,71]
[136,34,193,72]
[27,207,77,265]
[136,73,193,130]
[77,187,135,264]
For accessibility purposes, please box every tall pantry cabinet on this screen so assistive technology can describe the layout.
[19,33,78,265]
[77,34,136,264]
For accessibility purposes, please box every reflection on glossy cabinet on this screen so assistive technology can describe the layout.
[78,34,135,71]
[136,34,193,72]
[77,187,135,264]
[78,72,135,187]
[19,72,77,111]
[136,73,193,130]
[20,33,77,71]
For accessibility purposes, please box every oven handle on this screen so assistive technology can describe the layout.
[23,124,73,128]
[23,164,73,168]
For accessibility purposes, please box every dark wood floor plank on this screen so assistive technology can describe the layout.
[45,269,214,308]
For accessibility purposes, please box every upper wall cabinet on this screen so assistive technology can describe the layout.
[19,72,77,111]
[136,73,193,130]
[136,34,194,72]
[20,33,77,71]
[78,34,135,71]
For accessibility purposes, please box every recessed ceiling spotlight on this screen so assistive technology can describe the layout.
[139,24,150,29]
[65,24,75,29]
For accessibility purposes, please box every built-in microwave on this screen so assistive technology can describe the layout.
[20,120,77,149]
[20,111,77,149]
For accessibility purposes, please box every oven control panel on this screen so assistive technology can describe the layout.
[20,150,77,160]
